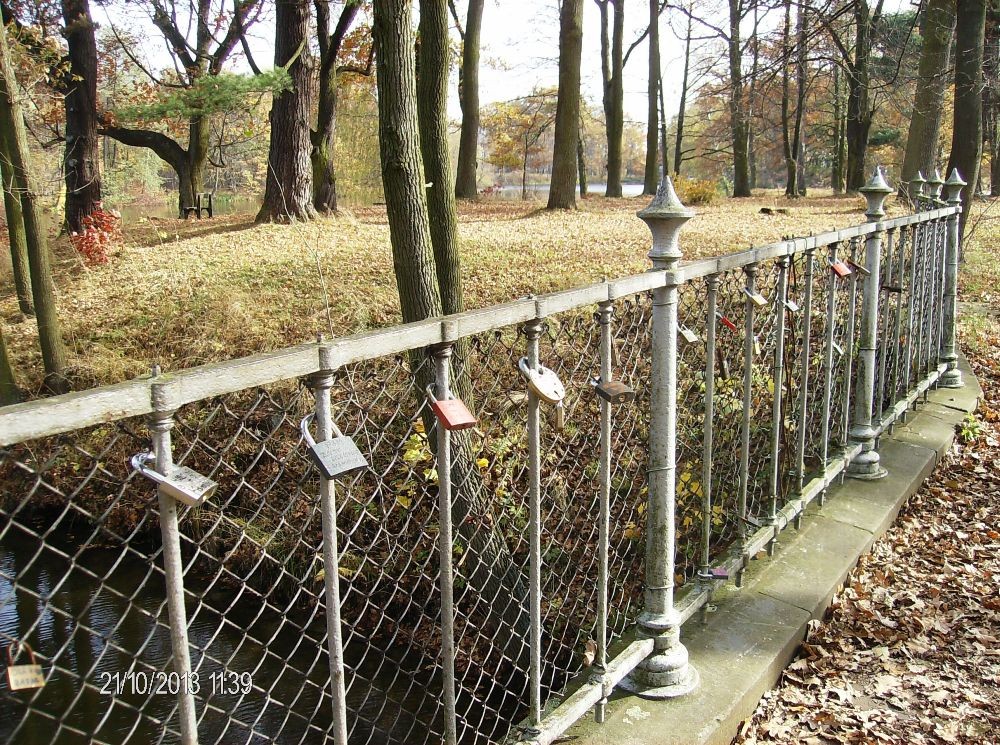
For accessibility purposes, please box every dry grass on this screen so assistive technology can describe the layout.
[3,190,892,391]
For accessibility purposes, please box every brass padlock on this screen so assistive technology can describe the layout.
[300,414,369,480]
[743,288,768,308]
[830,260,853,278]
[5,642,45,691]
[426,385,478,431]
[131,452,218,508]
[590,376,635,405]
[518,357,567,429]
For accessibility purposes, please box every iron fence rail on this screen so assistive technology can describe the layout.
[0,171,965,745]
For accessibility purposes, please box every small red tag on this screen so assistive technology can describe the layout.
[718,315,738,332]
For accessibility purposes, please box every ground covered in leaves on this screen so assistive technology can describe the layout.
[2,190,875,391]
[734,212,1000,744]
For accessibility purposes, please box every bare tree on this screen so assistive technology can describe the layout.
[451,0,485,199]
[548,0,584,209]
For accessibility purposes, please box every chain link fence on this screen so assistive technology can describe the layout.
[1,188,963,745]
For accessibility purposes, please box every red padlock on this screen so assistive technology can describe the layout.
[830,260,853,278]
[429,394,478,431]
[717,313,738,332]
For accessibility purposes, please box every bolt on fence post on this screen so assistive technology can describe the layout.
[736,264,757,584]
[523,317,544,726]
[939,169,966,388]
[149,380,199,745]
[620,174,698,699]
[308,368,350,745]
[430,343,459,745]
[595,300,613,723]
[697,275,718,585]
[847,166,892,481]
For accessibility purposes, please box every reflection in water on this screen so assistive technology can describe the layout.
[1,524,444,744]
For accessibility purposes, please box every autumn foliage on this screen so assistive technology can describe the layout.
[70,204,122,265]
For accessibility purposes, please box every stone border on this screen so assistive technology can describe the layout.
[565,352,981,745]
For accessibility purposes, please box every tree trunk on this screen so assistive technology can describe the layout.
[0,156,33,315]
[728,0,751,196]
[598,0,624,197]
[0,23,68,392]
[781,0,796,196]
[418,0,464,315]
[986,6,999,195]
[454,0,484,199]
[948,0,987,238]
[748,3,760,189]
[901,0,956,196]
[61,0,101,233]
[642,0,660,194]
[577,124,588,197]
[831,64,846,193]
[845,2,873,193]
[0,324,18,405]
[547,0,583,209]
[184,115,211,216]
[258,0,316,223]
[313,0,362,213]
[674,12,691,175]
[373,0,531,668]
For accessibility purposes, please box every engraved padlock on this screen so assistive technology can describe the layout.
[300,414,369,480]
[130,452,218,507]
[518,357,567,429]
[743,288,768,308]
[426,385,478,431]
[589,376,635,405]
[5,642,45,691]
[679,325,700,344]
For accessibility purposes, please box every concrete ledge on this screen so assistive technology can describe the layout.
[566,354,980,745]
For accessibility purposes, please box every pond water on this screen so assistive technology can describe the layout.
[0,525,443,745]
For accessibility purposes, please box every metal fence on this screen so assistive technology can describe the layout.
[0,168,966,745]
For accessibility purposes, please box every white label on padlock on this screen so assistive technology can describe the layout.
[6,664,45,691]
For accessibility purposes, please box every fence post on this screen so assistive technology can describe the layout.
[939,168,966,388]
[909,171,926,209]
[149,380,199,745]
[927,168,944,205]
[847,166,892,481]
[309,365,350,745]
[620,175,698,699]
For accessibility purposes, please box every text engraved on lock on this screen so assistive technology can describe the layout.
[6,664,45,691]
[159,467,218,507]
[310,437,369,480]
[431,398,478,431]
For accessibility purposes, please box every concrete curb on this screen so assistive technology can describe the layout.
[566,354,981,745]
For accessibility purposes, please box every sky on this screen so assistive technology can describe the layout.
[99,0,697,129]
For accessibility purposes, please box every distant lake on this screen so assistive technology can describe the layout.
[491,182,646,200]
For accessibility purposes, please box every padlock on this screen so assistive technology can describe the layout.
[590,377,635,405]
[832,341,844,356]
[753,335,762,356]
[716,348,731,380]
[300,414,369,480]
[679,326,700,344]
[743,288,768,307]
[5,642,45,691]
[518,357,567,430]
[426,385,478,431]
[830,260,853,278]
[131,452,218,508]
[708,567,730,580]
[783,298,800,312]
[882,284,903,294]
[716,313,738,332]
[847,259,871,277]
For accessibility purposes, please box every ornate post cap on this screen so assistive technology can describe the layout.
[927,168,944,203]
[943,168,966,206]
[908,170,926,204]
[638,173,695,270]
[860,166,893,220]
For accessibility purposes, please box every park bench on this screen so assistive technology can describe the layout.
[183,192,214,219]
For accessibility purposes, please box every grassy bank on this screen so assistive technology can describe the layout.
[3,191,879,391]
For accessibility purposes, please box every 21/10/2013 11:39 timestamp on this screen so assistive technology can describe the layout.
[98,670,253,696]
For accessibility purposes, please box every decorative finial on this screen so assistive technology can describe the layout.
[637,173,695,269]
[860,166,893,220]
[943,168,966,206]
[927,168,944,202]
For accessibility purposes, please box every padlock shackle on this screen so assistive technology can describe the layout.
[517,356,532,381]
[5,640,37,666]
[425,383,453,405]
[301,413,345,445]
[130,451,165,484]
